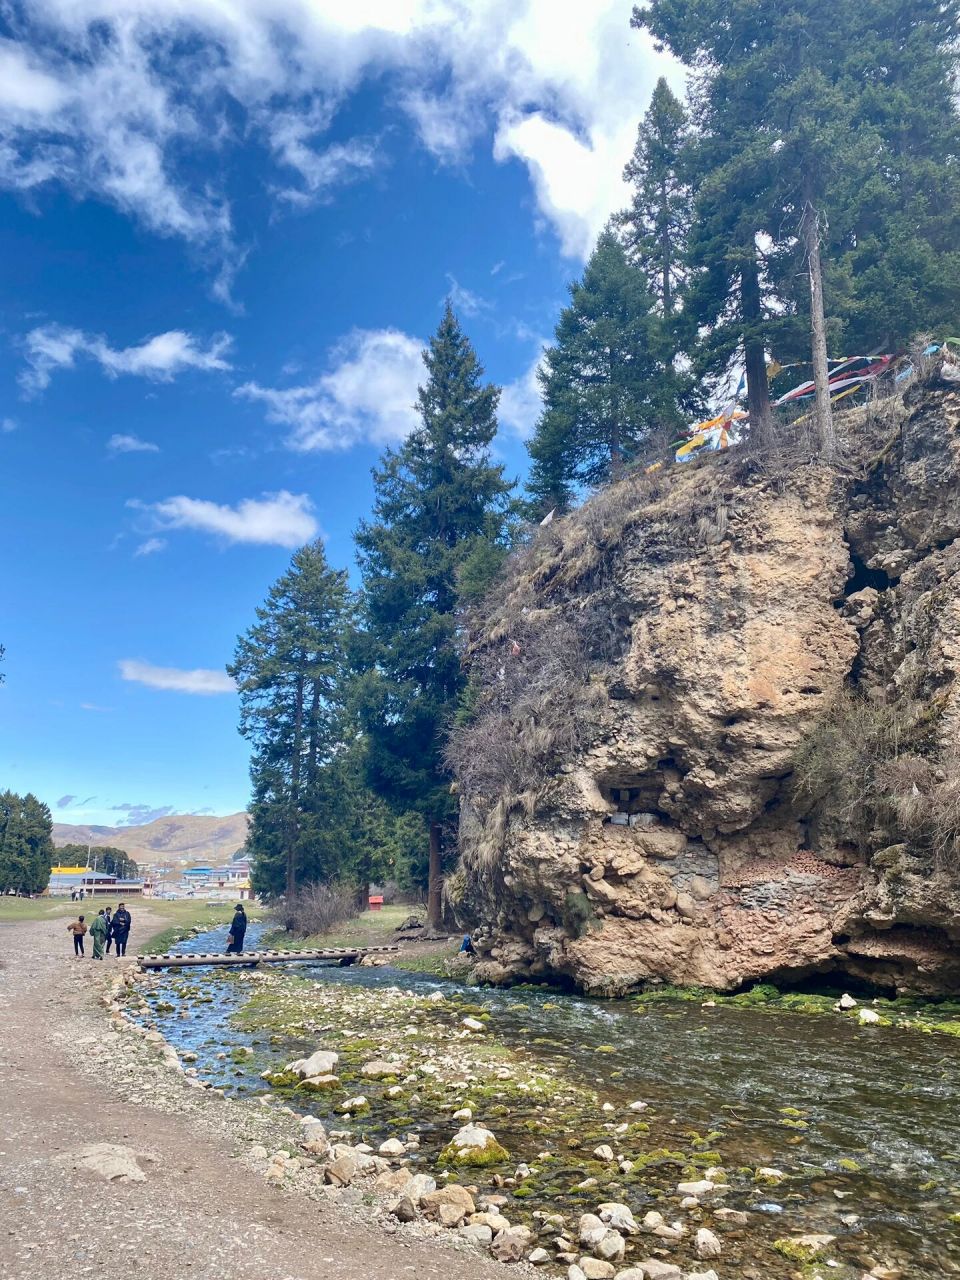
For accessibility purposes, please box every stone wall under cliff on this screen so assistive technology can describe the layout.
[452,361,960,996]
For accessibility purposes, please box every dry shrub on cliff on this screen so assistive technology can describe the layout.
[878,754,960,874]
[447,601,611,867]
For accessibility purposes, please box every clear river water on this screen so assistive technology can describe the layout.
[140,923,960,1277]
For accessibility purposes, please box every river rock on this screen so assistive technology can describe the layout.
[491,1227,535,1262]
[775,1232,836,1261]
[594,1230,625,1262]
[859,1008,881,1024]
[376,1169,414,1196]
[462,1017,485,1032]
[529,1248,550,1264]
[578,1260,615,1280]
[633,1263,682,1280]
[324,1155,357,1187]
[471,1212,512,1233]
[378,1138,407,1157]
[568,1268,588,1280]
[459,1224,493,1246]
[407,1172,437,1203]
[299,1074,340,1091]
[593,1144,615,1162]
[677,1179,715,1198]
[696,1228,722,1258]
[390,1196,417,1222]
[453,1107,473,1121]
[687,1272,720,1280]
[341,1095,368,1112]
[838,993,858,1009]
[287,1049,338,1078]
[422,1183,475,1226]
[714,1207,749,1225]
[442,1123,509,1166]
[579,1214,606,1245]
[362,1058,405,1078]
[598,1202,639,1234]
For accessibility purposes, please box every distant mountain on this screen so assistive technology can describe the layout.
[52,812,250,867]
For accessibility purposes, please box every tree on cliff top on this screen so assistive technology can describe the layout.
[355,304,513,928]
[525,229,671,516]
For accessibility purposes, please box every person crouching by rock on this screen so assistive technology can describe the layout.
[226,904,247,954]
[111,903,132,956]
[90,909,108,960]
[67,916,87,958]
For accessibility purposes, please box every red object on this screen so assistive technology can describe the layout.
[369,895,384,911]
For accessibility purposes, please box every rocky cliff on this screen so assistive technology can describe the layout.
[452,359,960,996]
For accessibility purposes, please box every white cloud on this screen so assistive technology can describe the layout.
[1,418,16,433]
[109,433,160,454]
[119,659,236,695]
[134,536,167,556]
[133,490,319,547]
[237,327,423,451]
[499,342,546,439]
[445,274,489,317]
[0,2,673,285]
[21,324,233,394]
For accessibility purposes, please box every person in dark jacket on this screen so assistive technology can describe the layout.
[226,904,247,954]
[103,906,114,954]
[111,903,132,955]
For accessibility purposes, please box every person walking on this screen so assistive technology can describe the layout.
[67,916,87,958]
[90,910,108,960]
[112,903,132,956]
[103,906,114,954]
[226,904,247,954]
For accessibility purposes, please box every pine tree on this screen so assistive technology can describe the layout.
[0,791,55,894]
[355,304,513,928]
[229,539,353,900]
[621,77,691,318]
[524,228,671,509]
[632,0,960,456]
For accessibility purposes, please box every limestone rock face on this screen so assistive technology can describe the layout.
[455,368,960,996]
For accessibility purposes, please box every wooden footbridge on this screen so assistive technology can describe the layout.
[136,944,401,971]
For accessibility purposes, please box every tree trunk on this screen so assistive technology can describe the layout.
[660,177,672,316]
[740,246,773,449]
[801,177,835,459]
[427,822,443,931]
[285,669,305,900]
[357,879,370,912]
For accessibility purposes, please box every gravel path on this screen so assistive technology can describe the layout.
[0,912,507,1280]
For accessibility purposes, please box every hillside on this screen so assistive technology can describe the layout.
[52,812,249,868]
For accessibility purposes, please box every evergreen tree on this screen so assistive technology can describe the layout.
[56,843,139,879]
[621,76,691,318]
[0,791,55,894]
[355,304,512,927]
[229,539,353,900]
[632,0,960,455]
[524,228,671,511]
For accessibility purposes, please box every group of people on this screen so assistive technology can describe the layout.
[66,903,132,960]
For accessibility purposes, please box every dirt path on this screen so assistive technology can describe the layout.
[0,912,507,1280]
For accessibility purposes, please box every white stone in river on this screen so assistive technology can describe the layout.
[578,1259,615,1280]
[452,1107,473,1121]
[677,1179,715,1198]
[286,1049,339,1079]
[628,1100,648,1111]
[601,1102,615,1113]
[640,1211,664,1234]
[378,1139,406,1157]
[597,1202,639,1235]
[451,1123,499,1152]
[462,1017,485,1032]
[528,1247,550,1264]
[859,1007,881,1024]
[695,1227,722,1258]
[592,1144,615,1161]
[838,993,857,1009]
[594,1229,625,1262]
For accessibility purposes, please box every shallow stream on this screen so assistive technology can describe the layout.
[139,923,960,1277]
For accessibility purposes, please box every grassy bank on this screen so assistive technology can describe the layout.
[261,902,460,977]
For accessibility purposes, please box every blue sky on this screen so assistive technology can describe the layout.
[0,2,673,828]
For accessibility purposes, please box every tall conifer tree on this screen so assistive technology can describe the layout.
[355,305,512,928]
[525,229,669,515]
[0,791,55,894]
[229,539,353,899]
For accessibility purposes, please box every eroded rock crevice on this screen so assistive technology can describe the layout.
[455,365,960,996]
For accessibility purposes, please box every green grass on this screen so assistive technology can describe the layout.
[264,903,415,950]
[0,894,240,951]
